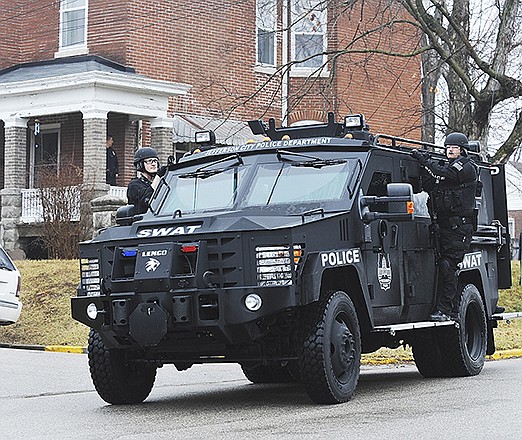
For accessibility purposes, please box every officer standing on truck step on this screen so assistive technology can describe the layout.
[127,147,167,214]
[412,132,478,321]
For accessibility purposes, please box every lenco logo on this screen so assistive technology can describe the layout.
[141,249,168,258]
[145,258,161,272]
[137,225,202,238]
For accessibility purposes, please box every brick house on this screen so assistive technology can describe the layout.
[0,0,422,257]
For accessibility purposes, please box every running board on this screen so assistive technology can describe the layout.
[372,312,522,336]
[372,320,457,335]
[492,312,522,321]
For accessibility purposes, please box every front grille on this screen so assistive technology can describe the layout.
[80,258,101,296]
[104,236,241,291]
[206,236,240,288]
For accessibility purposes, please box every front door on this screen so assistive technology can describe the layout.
[30,126,60,188]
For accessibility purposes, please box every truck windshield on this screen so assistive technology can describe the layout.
[242,160,353,207]
[158,166,249,214]
[156,157,355,215]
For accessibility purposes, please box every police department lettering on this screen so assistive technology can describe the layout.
[203,137,332,157]
[320,248,361,267]
[137,225,202,238]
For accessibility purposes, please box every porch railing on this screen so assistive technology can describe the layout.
[20,186,127,223]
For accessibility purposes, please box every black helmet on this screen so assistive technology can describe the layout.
[444,132,469,148]
[133,147,158,172]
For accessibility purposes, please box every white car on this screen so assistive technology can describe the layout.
[0,245,22,325]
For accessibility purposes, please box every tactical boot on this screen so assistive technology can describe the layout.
[430,310,451,322]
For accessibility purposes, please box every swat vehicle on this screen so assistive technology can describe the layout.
[72,113,517,405]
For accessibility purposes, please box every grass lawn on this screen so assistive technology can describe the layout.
[1,259,521,356]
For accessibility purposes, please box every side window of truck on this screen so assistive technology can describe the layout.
[404,159,430,218]
[368,171,391,212]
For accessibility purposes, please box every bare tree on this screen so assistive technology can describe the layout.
[172,0,521,163]
[37,162,94,259]
[400,0,522,162]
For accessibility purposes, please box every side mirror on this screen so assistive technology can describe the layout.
[359,183,414,223]
[116,204,139,226]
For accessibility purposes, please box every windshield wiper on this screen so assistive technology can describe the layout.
[179,153,244,179]
[179,168,225,179]
[276,150,346,168]
[276,149,322,162]
[291,158,346,168]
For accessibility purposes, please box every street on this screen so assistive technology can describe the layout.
[0,348,521,439]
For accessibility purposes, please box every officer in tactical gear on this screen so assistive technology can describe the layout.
[127,147,160,214]
[412,132,478,321]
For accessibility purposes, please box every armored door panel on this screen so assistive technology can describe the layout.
[361,155,402,322]
[400,158,437,311]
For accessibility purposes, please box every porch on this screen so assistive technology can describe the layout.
[20,186,127,223]
[0,56,190,254]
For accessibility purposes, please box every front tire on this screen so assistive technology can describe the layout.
[299,291,361,404]
[88,329,157,404]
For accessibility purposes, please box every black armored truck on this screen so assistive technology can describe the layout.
[72,113,516,404]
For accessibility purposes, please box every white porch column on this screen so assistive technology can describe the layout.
[0,116,29,251]
[150,117,174,165]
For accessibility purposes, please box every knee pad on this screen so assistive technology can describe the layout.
[439,257,455,276]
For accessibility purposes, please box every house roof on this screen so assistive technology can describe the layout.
[0,55,136,84]
[0,56,190,121]
[173,113,264,145]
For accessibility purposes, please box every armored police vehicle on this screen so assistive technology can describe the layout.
[72,113,515,405]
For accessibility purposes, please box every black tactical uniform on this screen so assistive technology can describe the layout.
[412,133,478,321]
[127,147,159,214]
[106,136,119,185]
[127,175,154,214]
[106,147,119,185]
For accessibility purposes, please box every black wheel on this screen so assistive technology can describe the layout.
[444,284,487,376]
[412,331,447,378]
[412,284,486,378]
[299,291,361,404]
[88,329,157,404]
[241,362,297,383]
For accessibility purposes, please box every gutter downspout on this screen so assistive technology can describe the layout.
[281,0,289,125]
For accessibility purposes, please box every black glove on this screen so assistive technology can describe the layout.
[157,165,168,178]
[411,149,430,164]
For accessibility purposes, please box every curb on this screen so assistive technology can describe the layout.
[360,349,522,365]
[0,343,86,354]
[486,349,522,360]
[1,343,521,360]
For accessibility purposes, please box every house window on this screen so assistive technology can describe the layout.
[290,0,327,68]
[256,0,277,66]
[60,0,88,49]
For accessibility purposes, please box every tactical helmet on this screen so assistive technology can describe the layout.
[133,147,158,172]
[444,132,469,148]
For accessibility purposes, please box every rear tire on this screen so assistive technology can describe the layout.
[299,291,361,404]
[412,284,486,378]
[411,331,447,378]
[88,329,157,404]
[444,284,487,376]
[241,362,296,383]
